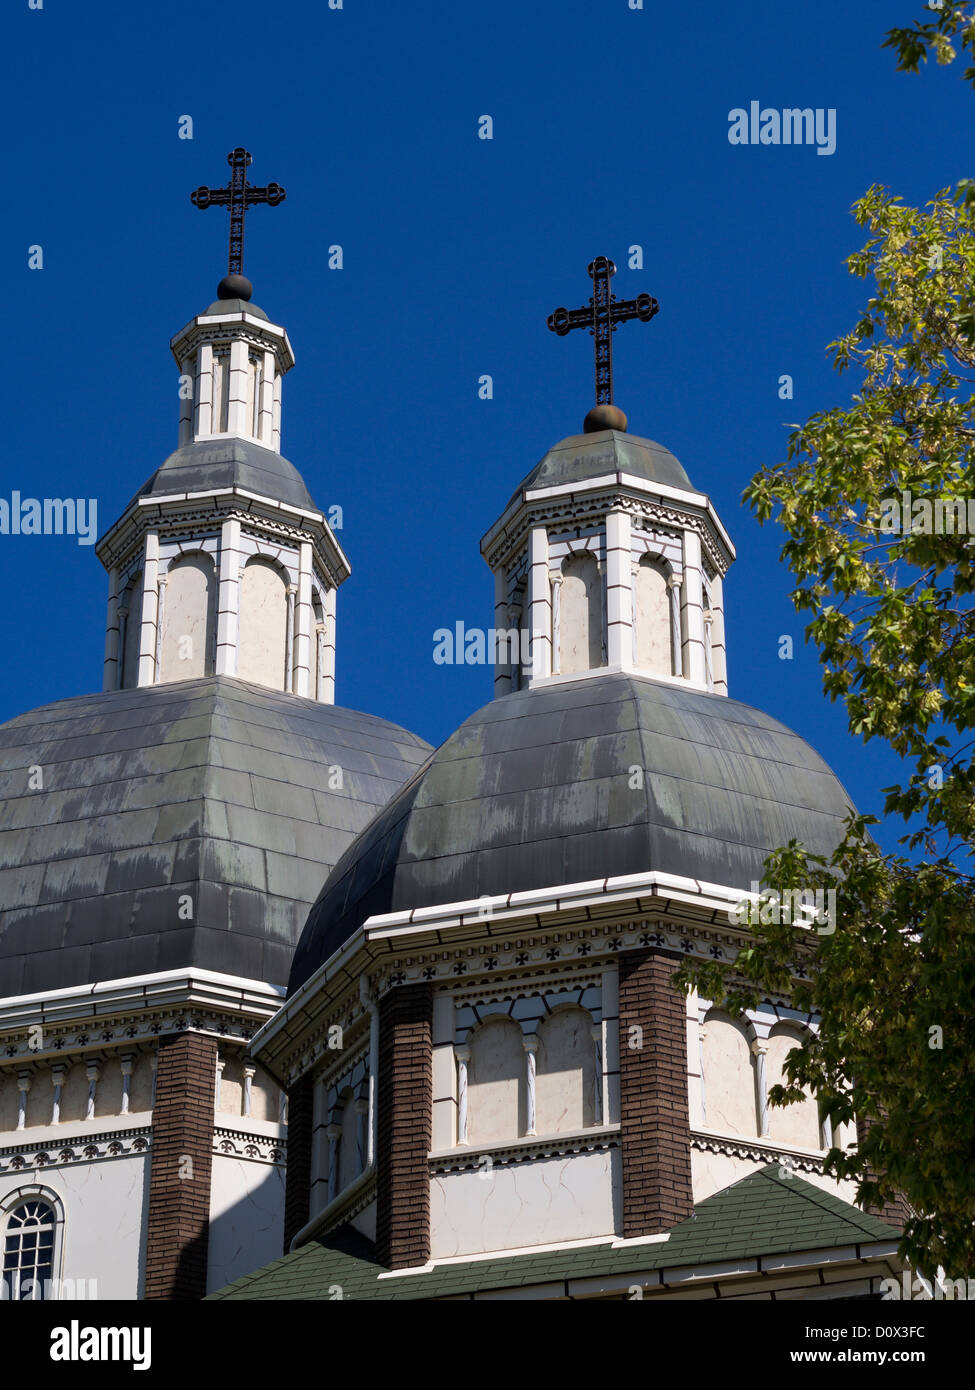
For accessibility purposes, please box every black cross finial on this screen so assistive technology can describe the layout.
[547,257,659,429]
[191,147,285,278]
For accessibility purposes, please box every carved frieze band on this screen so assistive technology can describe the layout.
[0,1126,152,1173]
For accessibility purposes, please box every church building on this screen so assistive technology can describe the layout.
[0,153,906,1302]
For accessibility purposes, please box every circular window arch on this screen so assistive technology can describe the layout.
[2,1187,64,1301]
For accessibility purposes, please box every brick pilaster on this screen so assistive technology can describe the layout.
[144,1033,217,1300]
[283,1073,314,1251]
[375,984,432,1270]
[856,1116,911,1228]
[618,948,694,1236]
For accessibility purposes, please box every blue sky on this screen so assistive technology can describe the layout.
[2,0,970,857]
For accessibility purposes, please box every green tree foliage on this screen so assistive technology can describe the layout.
[675,184,975,1279]
[886,3,975,85]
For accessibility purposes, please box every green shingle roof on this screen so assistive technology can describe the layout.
[208,1166,900,1301]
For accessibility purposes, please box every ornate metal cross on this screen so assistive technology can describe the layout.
[547,257,659,406]
[191,148,286,276]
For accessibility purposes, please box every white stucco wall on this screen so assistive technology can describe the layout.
[0,1146,149,1301]
[430,1146,620,1258]
[206,1153,286,1294]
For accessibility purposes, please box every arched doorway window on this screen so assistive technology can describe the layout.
[2,1196,58,1300]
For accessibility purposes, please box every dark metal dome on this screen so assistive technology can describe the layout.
[505,430,695,511]
[0,677,430,995]
[126,438,317,514]
[288,672,855,992]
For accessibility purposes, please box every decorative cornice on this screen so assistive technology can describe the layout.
[0,1126,151,1173]
[484,485,733,578]
[429,1125,621,1174]
[690,1130,827,1174]
[213,1127,286,1166]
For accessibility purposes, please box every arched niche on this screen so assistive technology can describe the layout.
[160,553,216,681]
[467,1016,524,1146]
[119,572,144,689]
[337,1087,360,1191]
[766,1024,821,1149]
[238,556,287,689]
[702,1010,757,1137]
[560,552,602,674]
[535,1005,596,1135]
[311,589,325,699]
[634,555,671,676]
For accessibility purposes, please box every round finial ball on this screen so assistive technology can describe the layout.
[217,273,253,302]
[584,403,628,433]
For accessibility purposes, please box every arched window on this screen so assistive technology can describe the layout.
[634,556,671,676]
[3,1197,58,1301]
[766,1025,821,1149]
[238,556,288,689]
[535,1006,596,1134]
[559,552,602,674]
[701,1010,757,1137]
[160,553,216,681]
[467,1016,524,1146]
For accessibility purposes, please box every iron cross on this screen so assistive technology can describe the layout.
[547,257,659,406]
[191,148,286,276]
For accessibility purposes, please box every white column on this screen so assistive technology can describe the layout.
[321,586,336,703]
[698,1022,708,1127]
[590,1024,603,1126]
[258,351,275,445]
[294,543,313,698]
[150,1054,158,1108]
[493,567,511,697]
[605,510,633,668]
[703,607,714,690]
[103,566,121,692]
[668,573,684,677]
[752,1040,769,1137]
[242,1063,255,1119]
[455,1045,470,1145]
[85,1062,100,1121]
[528,526,551,682]
[154,574,167,682]
[326,1123,342,1205]
[178,354,194,446]
[215,518,242,676]
[278,1089,288,1126]
[119,1055,133,1116]
[271,371,283,452]
[137,533,160,687]
[195,343,214,437]
[821,1113,834,1150]
[550,574,563,675]
[16,1073,31,1131]
[680,530,707,686]
[709,572,728,694]
[50,1066,65,1125]
[284,586,297,693]
[214,1056,225,1114]
[226,339,249,436]
[523,1035,538,1136]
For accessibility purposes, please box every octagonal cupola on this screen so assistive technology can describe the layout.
[481,425,734,698]
[96,153,349,705]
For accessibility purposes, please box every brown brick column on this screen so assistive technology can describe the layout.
[375,983,432,1270]
[618,948,694,1236]
[856,1116,911,1227]
[283,1073,314,1251]
[144,1033,217,1300]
